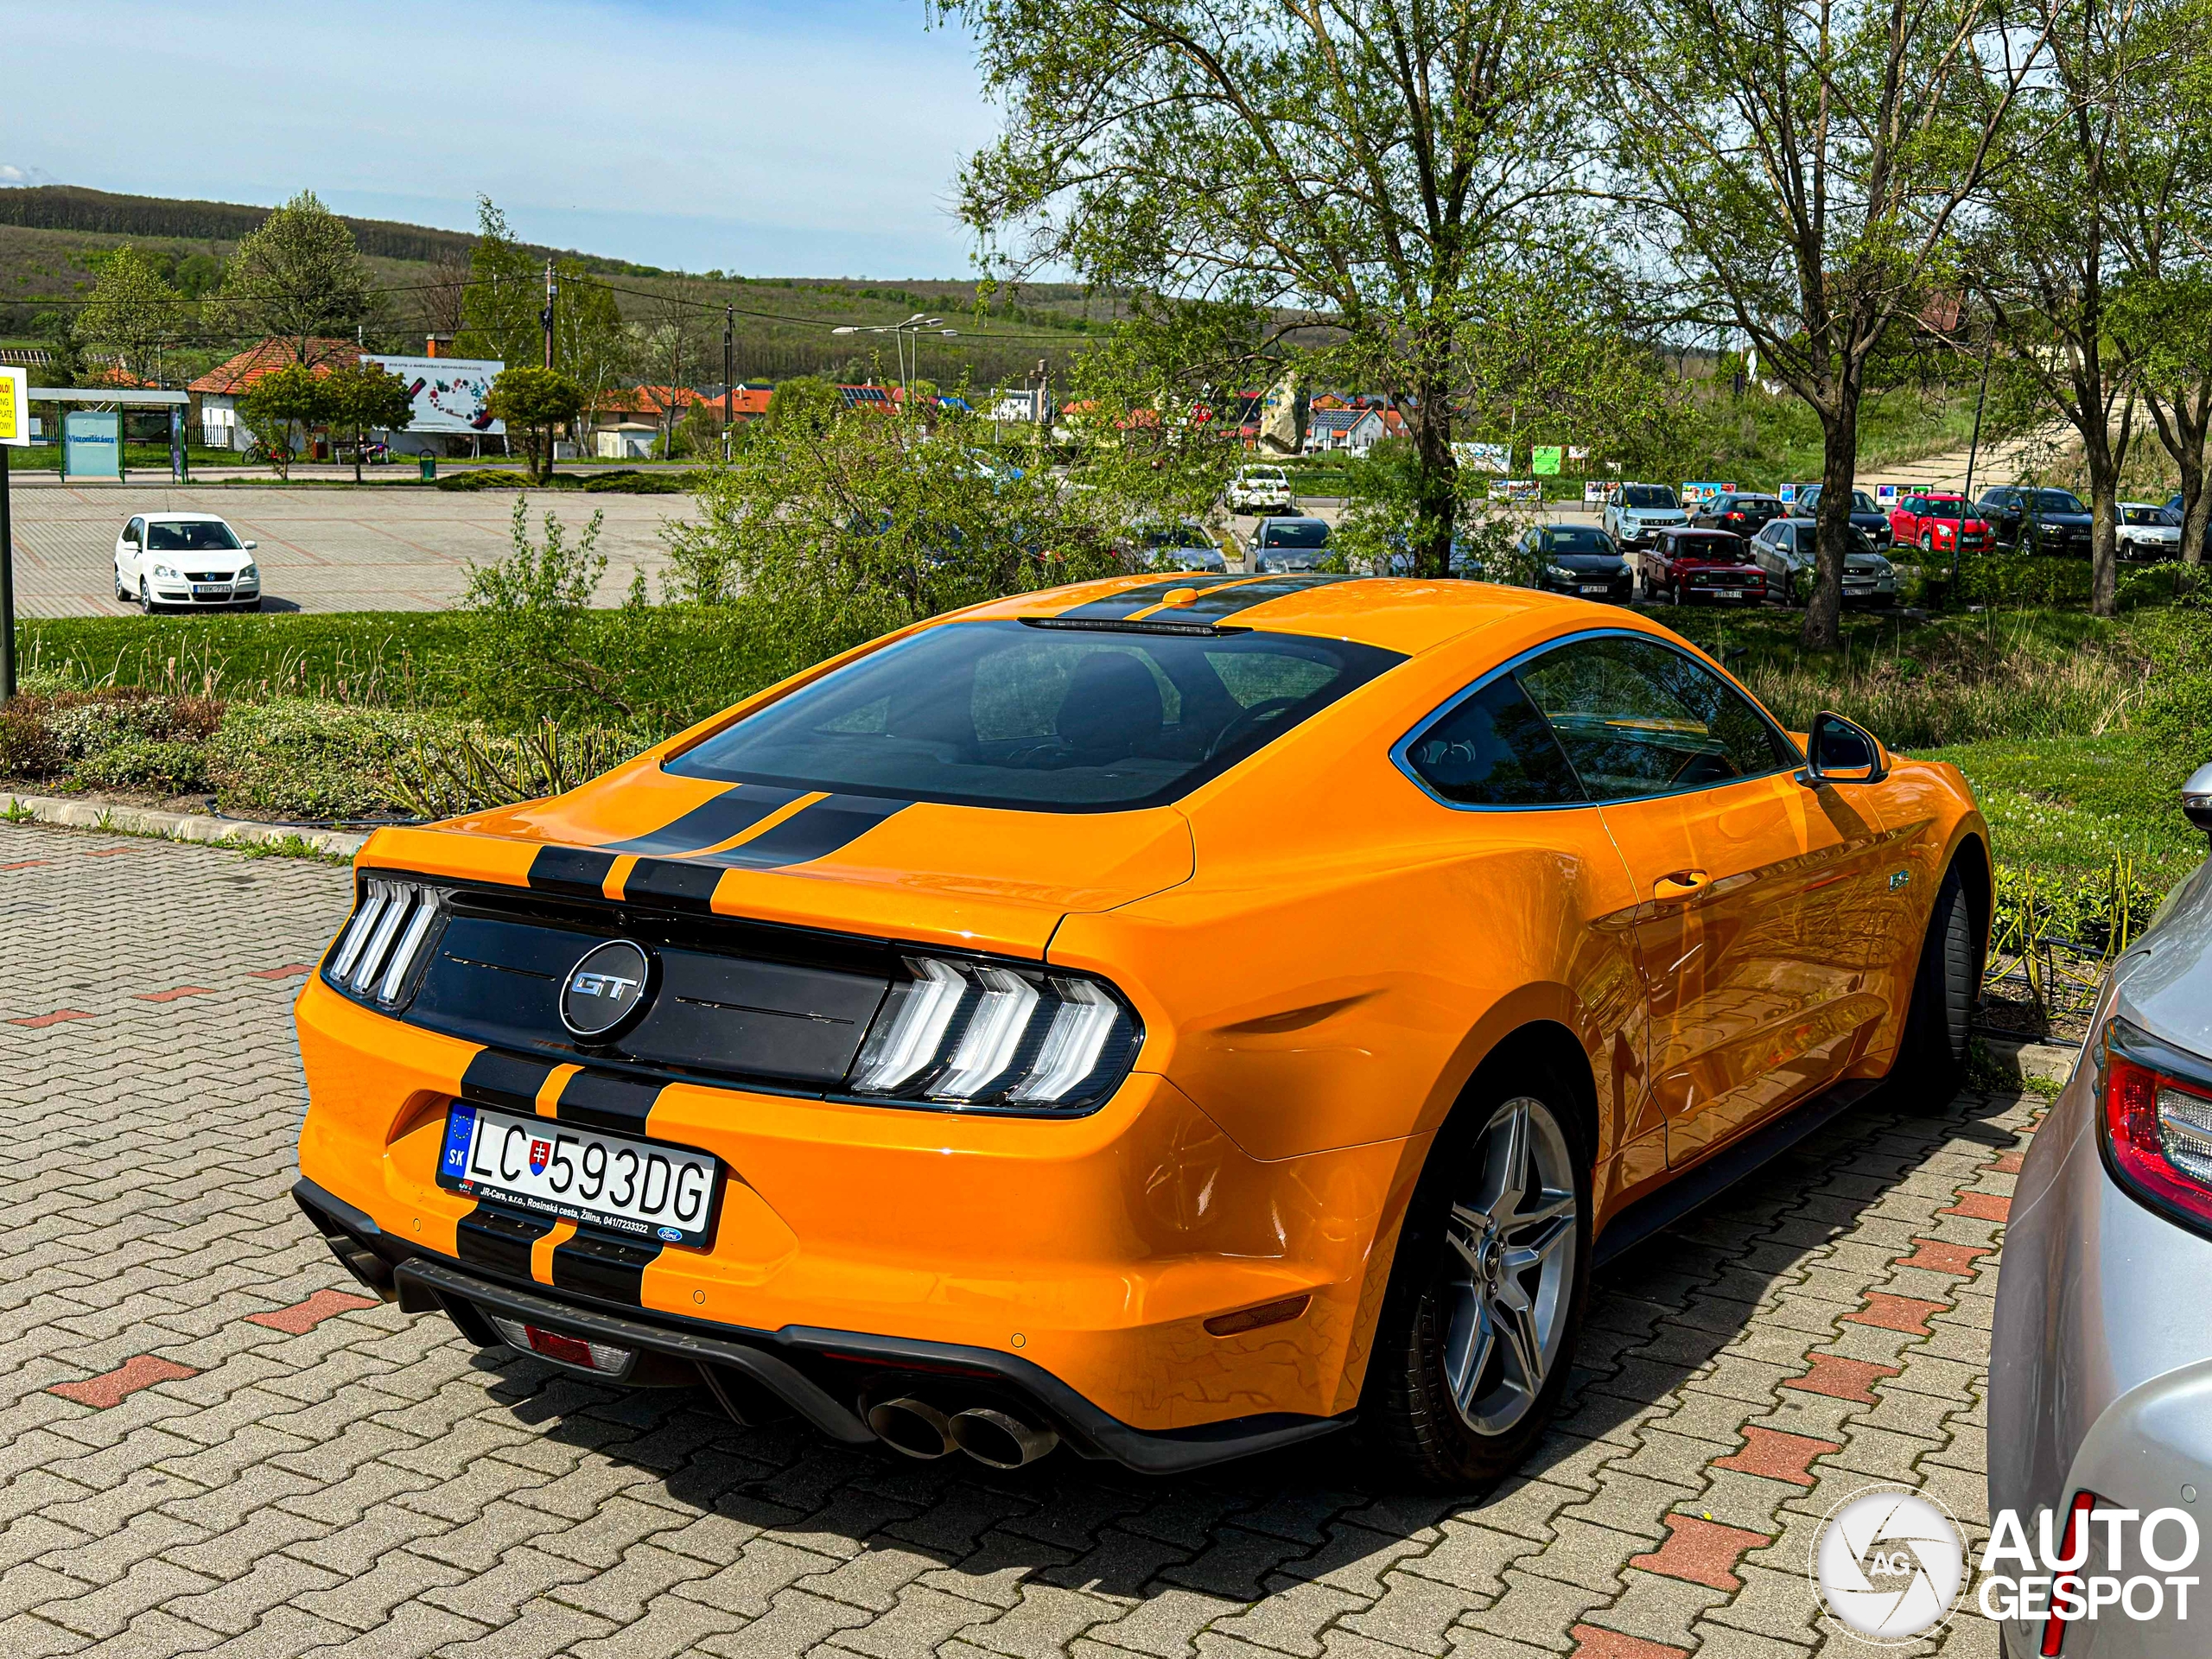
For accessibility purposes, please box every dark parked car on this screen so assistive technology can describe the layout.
[1977,486,2094,553]
[1642,526,1766,604]
[1513,524,1632,603]
[1748,518,1899,607]
[1687,493,1788,540]
[2163,493,2208,560]
[1788,484,1894,548]
[1248,516,1332,572]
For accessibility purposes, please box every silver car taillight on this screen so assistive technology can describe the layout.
[326,879,447,1008]
[849,956,1139,1113]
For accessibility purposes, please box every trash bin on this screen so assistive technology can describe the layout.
[418,456,437,481]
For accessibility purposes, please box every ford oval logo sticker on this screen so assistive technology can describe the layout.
[559,939,652,1039]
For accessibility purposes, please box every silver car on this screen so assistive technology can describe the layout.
[1989,763,2212,1657]
[1601,482,1689,547]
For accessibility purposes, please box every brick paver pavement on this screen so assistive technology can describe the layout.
[0,820,2036,1656]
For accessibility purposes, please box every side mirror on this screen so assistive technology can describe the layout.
[2185,762,2212,839]
[1797,710,1889,786]
[243,540,258,550]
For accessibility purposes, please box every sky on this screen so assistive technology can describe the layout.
[0,0,1002,277]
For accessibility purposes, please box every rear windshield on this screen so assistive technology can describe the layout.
[146,521,241,551]
[1259,520,1329,549]
[1623,486,1677,509]
[1137,524,1211,548]
[1671,535,1751,562]
[668,619,1403,811]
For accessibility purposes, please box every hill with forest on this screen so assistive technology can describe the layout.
[0,185,1116,391]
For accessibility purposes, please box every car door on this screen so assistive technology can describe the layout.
[120,518,145,582]
[1516,633,1897,1166]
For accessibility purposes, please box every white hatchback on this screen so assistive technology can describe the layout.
[114,513,263,613]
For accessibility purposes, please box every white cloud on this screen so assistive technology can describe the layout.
[0,2,999,274]
[0,164,58,187]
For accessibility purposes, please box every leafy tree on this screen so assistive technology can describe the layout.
[454,198,543,366]
[943,0,1600,577]
[551,261,632,442]
[320,359,416,483]
[236,363,327,480]
[455,496,628,723]
[214,189,377,365]
[1611,0,2050,645]
[1962,0,2198,613]
[486,365,586,483]
[73,245,183,385]
[765,375,839,435]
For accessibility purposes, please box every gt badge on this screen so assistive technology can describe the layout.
[559,939,653,1039]
[1889,870,1910,891]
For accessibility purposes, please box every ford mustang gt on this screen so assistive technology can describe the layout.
[291,572,1989,1486]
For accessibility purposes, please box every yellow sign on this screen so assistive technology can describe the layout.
[0,365,27,446]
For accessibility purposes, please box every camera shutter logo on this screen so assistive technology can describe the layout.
[560,940,652,1039]
[1812,1487,1967,1641]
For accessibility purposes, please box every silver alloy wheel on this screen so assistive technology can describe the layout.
[1442,1096,1578,1436]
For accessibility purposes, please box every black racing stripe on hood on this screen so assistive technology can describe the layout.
[1050,574,1250,621]
[708,794,909,870]
[621,858,725,912]
[554,1070,662,1135]
[1171,574,1363,620]
[605,785,809,856]
[550,1228,663,1306]
[455,1202,556,1282]
[527,847,617,899]
[460,1050,557,1114]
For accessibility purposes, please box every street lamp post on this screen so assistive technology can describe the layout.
[830,315,959,404]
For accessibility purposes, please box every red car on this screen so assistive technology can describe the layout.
[1890,493,1994,556]
[1641,526,1767,604]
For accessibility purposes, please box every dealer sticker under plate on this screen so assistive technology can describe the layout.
[436,1103,720,1247]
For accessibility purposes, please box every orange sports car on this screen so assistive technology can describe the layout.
[291,573,1989,1485]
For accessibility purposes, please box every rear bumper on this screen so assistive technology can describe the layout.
[294,1176,1351,1473]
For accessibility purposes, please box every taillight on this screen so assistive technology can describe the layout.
[325,877,447,1010]
[2041,1489,2102,1656]
[2099,1020,2212,1234]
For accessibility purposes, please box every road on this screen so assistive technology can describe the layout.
[4,484,690,618]
[0,819,2024,1657]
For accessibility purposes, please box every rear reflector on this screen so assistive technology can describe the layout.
[2040,1489,2101,1656]
[1204,1294,1312,1337]
[487,1315,634,1376]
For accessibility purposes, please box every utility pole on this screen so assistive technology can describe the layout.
[541,260,556,371]
[1959,327,1994,595]
[723,305,734,461]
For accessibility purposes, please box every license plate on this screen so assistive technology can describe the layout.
[1580,584,1611,595]
[192,583,231,596]
[436,1104,721,1247]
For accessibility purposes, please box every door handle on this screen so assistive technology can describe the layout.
[1653,870,1710,902]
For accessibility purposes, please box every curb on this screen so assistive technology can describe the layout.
[3,792,367,859]
[1977,1033,2081,1084]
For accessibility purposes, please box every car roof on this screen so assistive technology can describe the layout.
[134,512,231,522]
[957,572,1661,657]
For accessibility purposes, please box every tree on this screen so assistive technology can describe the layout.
[236,363,327,480]
[321,359,416,483]
[454,197,543,366]
[1611,0,2050,645]
[550,260,632,446]
[486,366,586,483]
[214,190,377,365]
[944,0,1599,576]
[765,376,839,435]
[628,280,714,454]
[74,246,184,385]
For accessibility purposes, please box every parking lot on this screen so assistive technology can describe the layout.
[4,484,688,617]
[1,819,2027,1658]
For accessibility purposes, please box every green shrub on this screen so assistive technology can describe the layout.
[1948,554,2196,610]
[72,739,210,794]
[207,700,459,818]
[435,467,535,492]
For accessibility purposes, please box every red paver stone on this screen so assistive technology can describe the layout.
[9,1009,96,1028]
[247,963,315,980]
[1783,1354,1901,1403]
[247,1289,379,1334]
[1569,1628,1692,1659]
[1711,1425,1840,1486]
[48,1355,200,1409]
[1845,1291,1949,1336]
[134,986,214,1003]
[1942,1191,2013,1222]
[1627,1514,1771,1592]
[0,859,50,870]
[1987,1149,2026,1174]
[1894,1238,1992,1275]
[81,848,131,858]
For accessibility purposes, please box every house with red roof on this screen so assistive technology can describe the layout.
[189,338,363,453]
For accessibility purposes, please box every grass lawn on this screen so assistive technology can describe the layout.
[1918,734,2202,888]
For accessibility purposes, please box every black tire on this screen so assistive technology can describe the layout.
[138,578,157,616]
[1898,864,1979,1104]
[1366,1061,1592,1490]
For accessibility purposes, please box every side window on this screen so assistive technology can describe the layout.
[125,518,144,544]
[1515,637,1798,802]
[1403,675,1586,807]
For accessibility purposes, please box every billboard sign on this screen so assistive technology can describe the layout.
[1531,446,1562,476]
[363,355,504,435]
[1452,442,1512,473]
[63,410,120,479]
[0,365,27,446]
[1585,479,1619,505]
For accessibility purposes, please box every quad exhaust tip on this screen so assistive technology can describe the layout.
[864,1397,1060,1466]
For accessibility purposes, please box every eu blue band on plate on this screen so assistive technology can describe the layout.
[442,1106,477,1178]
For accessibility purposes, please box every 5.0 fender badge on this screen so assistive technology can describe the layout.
[560,939,653,1039]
